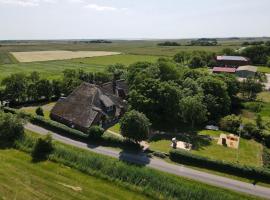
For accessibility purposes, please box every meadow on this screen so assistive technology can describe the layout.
[0,149,151,200]
[0,54,159,81]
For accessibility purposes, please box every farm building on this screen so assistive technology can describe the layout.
[212,67,236,74]
[216,56,250,67]
[50,82,127,132]
[236,65,257,78]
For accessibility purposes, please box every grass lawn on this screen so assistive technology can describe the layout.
[149,130,263,167]
[108,123,120,133]
[0,54,159,81]
[19,102,56,119]
[257,66,270,73]
[0,149,152,200]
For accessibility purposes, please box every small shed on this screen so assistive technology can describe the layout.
[236,65,257,78]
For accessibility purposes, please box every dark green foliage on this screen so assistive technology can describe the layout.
[35,107,44,116]
[158,41,181,46]
[31,134,53,161]
[244,102,263,113]
[0,111,24,145]
[198,76,231,119]
[87,125,104,139]
[170,149,270,183]
[241,45,270,65]
[188,55,205,68]
[240,78,264,100]
[242,122,261,140]
[219,115,241,134]
[263,147,270,169]
[120,110,151,142]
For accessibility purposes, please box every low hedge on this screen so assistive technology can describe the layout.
[3,107,140,151]
[14,133,258,200]
[170,149,270,183]
[263,147,270,169]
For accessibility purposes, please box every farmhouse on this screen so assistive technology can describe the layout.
[50,82,127,132]
[212,67,236,74]
[216,56,250,67]
[236,65,257,78]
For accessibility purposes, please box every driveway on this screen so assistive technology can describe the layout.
[25,123,270,199]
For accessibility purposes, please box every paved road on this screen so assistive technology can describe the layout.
[25,123,270,199]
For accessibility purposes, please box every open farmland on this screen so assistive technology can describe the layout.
[0,54,159,81]
[11,50,121,62]
[0,149,151,200]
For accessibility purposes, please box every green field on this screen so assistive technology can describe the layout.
[0,149,152,200]
[257,66,270,73]
[0,54,159,81]
[19,102,56,119]
[149,130,263,167]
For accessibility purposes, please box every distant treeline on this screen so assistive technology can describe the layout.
[74,40,112,44]
[242,41,270,46]
[158,41,181,46]
[158,38,218,47]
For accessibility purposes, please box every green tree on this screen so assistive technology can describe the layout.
[198,76,231,119]
[221,48,236,56]
[106,63,126,80]
[2,73,28,103]
[120,110,151,143]
[36,107,44,116]
[256,114,264,129]
[219,115,241,133]
[173,52,190,64]
[51,80,63,98]
[87,125,104,139]
[0,112,24,145]
[188,56,205,68]
[36,79,53,100]
[267,57,270,67]
[32,134,54,161]
[240,78,263,100]
[180,95,207,128]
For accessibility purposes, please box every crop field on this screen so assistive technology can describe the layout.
[0,149,152,200]
[11,50,121,63]
[0,54,159,81]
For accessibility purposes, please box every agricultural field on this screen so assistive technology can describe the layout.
[0,54,159,81]
[0,149,151,200]
[19,102,56,119]
[149,130,263,167]
[11,50,121,63]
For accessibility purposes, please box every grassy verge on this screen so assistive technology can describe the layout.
[257,66,270,73]
[19,102,56,119]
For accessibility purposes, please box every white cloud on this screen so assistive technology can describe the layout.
[85,4,117,11]
[0,0,56,7]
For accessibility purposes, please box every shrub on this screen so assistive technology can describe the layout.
[35,107,44,116]
[244,102,263,113]
[87,125,104,139]
[242,122,261,140]
[219,114,241,133]
[32,134,53,161]
[263,147,270,169]
[170,149,270,183]
[0,111,24,145]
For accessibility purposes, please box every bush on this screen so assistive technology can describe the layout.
[35,107,44,116]
[219,114,241,133]
[244,102,263,113]
[87,125,104,139]
[170,149,270,183]
[242,122,261,140]
[31,134,53,161]
[263,147,270,169]
[0,111,24,145]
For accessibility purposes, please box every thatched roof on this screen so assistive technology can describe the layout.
[51,82,125,129]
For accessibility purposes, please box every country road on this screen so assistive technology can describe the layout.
[25,123,270,199]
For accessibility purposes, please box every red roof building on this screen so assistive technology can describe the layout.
[212,67,236,74]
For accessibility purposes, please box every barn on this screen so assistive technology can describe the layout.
[236,65,257,78]
[216,56,250,67]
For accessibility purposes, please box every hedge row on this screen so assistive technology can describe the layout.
[3,107,140,151]
[170,149,270,183]
[263,147,270,169]
[14,133,258,200]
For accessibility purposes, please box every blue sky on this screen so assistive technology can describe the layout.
[0,0,270,40]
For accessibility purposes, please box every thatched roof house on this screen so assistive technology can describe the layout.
[50,82,127,132]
